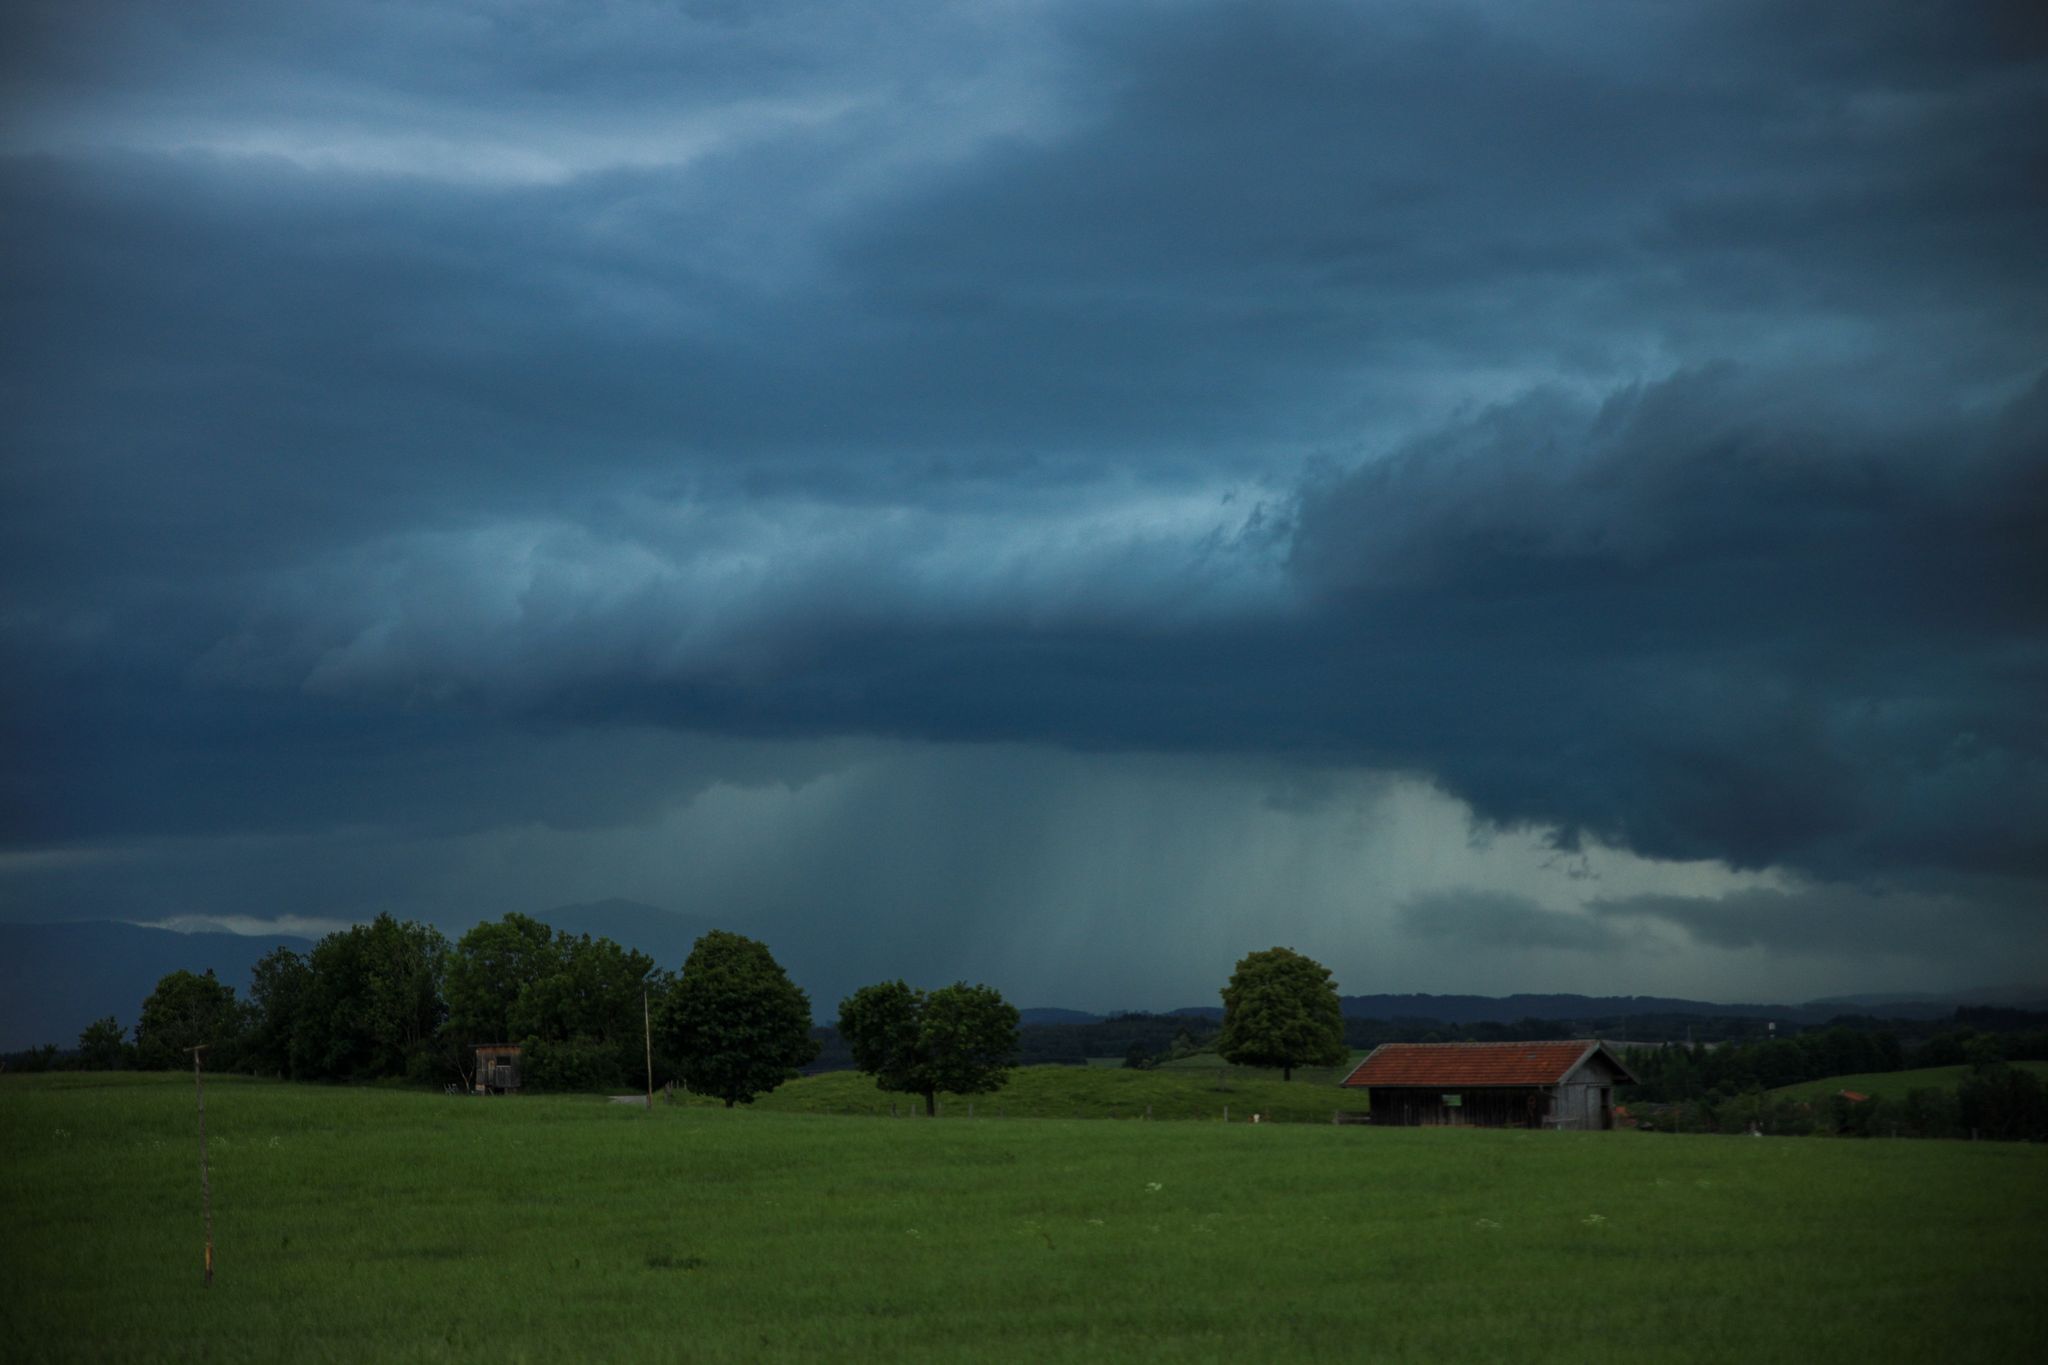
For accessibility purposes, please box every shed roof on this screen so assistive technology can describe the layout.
[1340,1041,1635,1088]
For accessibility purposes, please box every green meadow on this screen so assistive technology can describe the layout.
[696,1057,1361,1122]
[1771,1060,2048,1104]
[4,1073,2045,1364]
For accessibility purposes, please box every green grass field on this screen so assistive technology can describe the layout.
[720,1058,1364,1122]
[4,1073,2045,1363]
[1770,1060,2048,1104]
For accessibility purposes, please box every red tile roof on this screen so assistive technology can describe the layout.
[1340,1041,1632,1088]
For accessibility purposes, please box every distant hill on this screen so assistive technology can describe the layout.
[1802,987,2048,1020]
[0,921,314,1052]
[1770,1060,2048,1105]
[1332,992,1811,1024]
[1017,1007,1104,1026]
[1148,990,2048,1030]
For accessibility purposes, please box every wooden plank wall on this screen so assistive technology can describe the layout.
[1367,1087,1550,1128]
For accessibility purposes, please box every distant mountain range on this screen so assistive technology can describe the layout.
[0,900,718,1053]
[1,920,317,1053]
[1035,988,2048,1030]
[4,912,2043,1052]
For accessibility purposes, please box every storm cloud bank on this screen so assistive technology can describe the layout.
[3,1,2045,1002]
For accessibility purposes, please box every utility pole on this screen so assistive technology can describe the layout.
[642,990,654,1112]
[191,1044,214,1287]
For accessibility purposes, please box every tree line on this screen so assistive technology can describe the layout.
[1624,1066,2048,1143]
[46,912,1027,1111]
[1618,1023,2048,1142]
[1620,1023,2048,1103]
[31,935,1360,1103]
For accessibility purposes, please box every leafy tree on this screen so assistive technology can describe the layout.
[297,915,448,1080]
[1958,1062,2048,1142]
[444,913,558,1048]
[521,1035,622,1093]
[837,980,1020,1116]
[1216,946,1347,1081]
[77,1016,129,1070]
[1900,1086,1960,1139]
[515,931,657,1079]
[245,947,313,1078]
[443,914,662,1091]
[135,969,247,1070]
[3,1044,60,1072]
[659,931,817,1107]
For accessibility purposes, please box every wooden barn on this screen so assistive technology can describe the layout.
[471,1044,522,1095]
[1339,1041,1635,1130]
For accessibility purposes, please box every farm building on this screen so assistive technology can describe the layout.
[1339,1041,1636,1130]
[472,1044,522,1095]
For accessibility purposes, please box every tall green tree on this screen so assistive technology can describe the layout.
[444,913,559,1047]
[77,1015,129,1070]
[1958,1062,2048,1142]
[134,969,247,1070]
[443,914,661,1090]
[246,947,313,1078]
[1216,946,1347,1081]
[298,915,449,1081]
[837,980,1020,1116]
[659,931,817,1107]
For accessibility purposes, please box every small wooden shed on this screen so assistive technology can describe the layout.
[472,1044,522,1095]
[1339,1041,1635,1130]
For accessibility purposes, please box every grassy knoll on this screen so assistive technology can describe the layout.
[1770,1060,2048,1104]
[1150,1050,1367,1088]
[726,1061,1362,1122]
[5,1074,2046,1364]
[1081,1051,1365,1087]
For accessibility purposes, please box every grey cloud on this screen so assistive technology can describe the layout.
[1285,364,2048,880]
[2,0,2045,962]
[1397,890,1618,952]
[1590,883,2048,962]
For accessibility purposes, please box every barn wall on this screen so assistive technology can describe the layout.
[1366,1087,1550,1128]
[1553,1056,1623,1130]
[1551,1083,1597,1129]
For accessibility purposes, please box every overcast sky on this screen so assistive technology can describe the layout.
[4,0,2045,1011]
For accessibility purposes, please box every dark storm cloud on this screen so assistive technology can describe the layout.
[2,0,2045,924]
[1286,364,2048,880]
[1589,883,2047,962]
[1397,890,1618,953]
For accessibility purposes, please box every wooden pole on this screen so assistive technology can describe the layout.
[191,1044,213,1288]
[642,990,654,1112]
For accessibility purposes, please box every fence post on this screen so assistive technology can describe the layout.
[1223,1105,1229,1123]
[191,1044,213,1288]
[642,990,654,1113]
